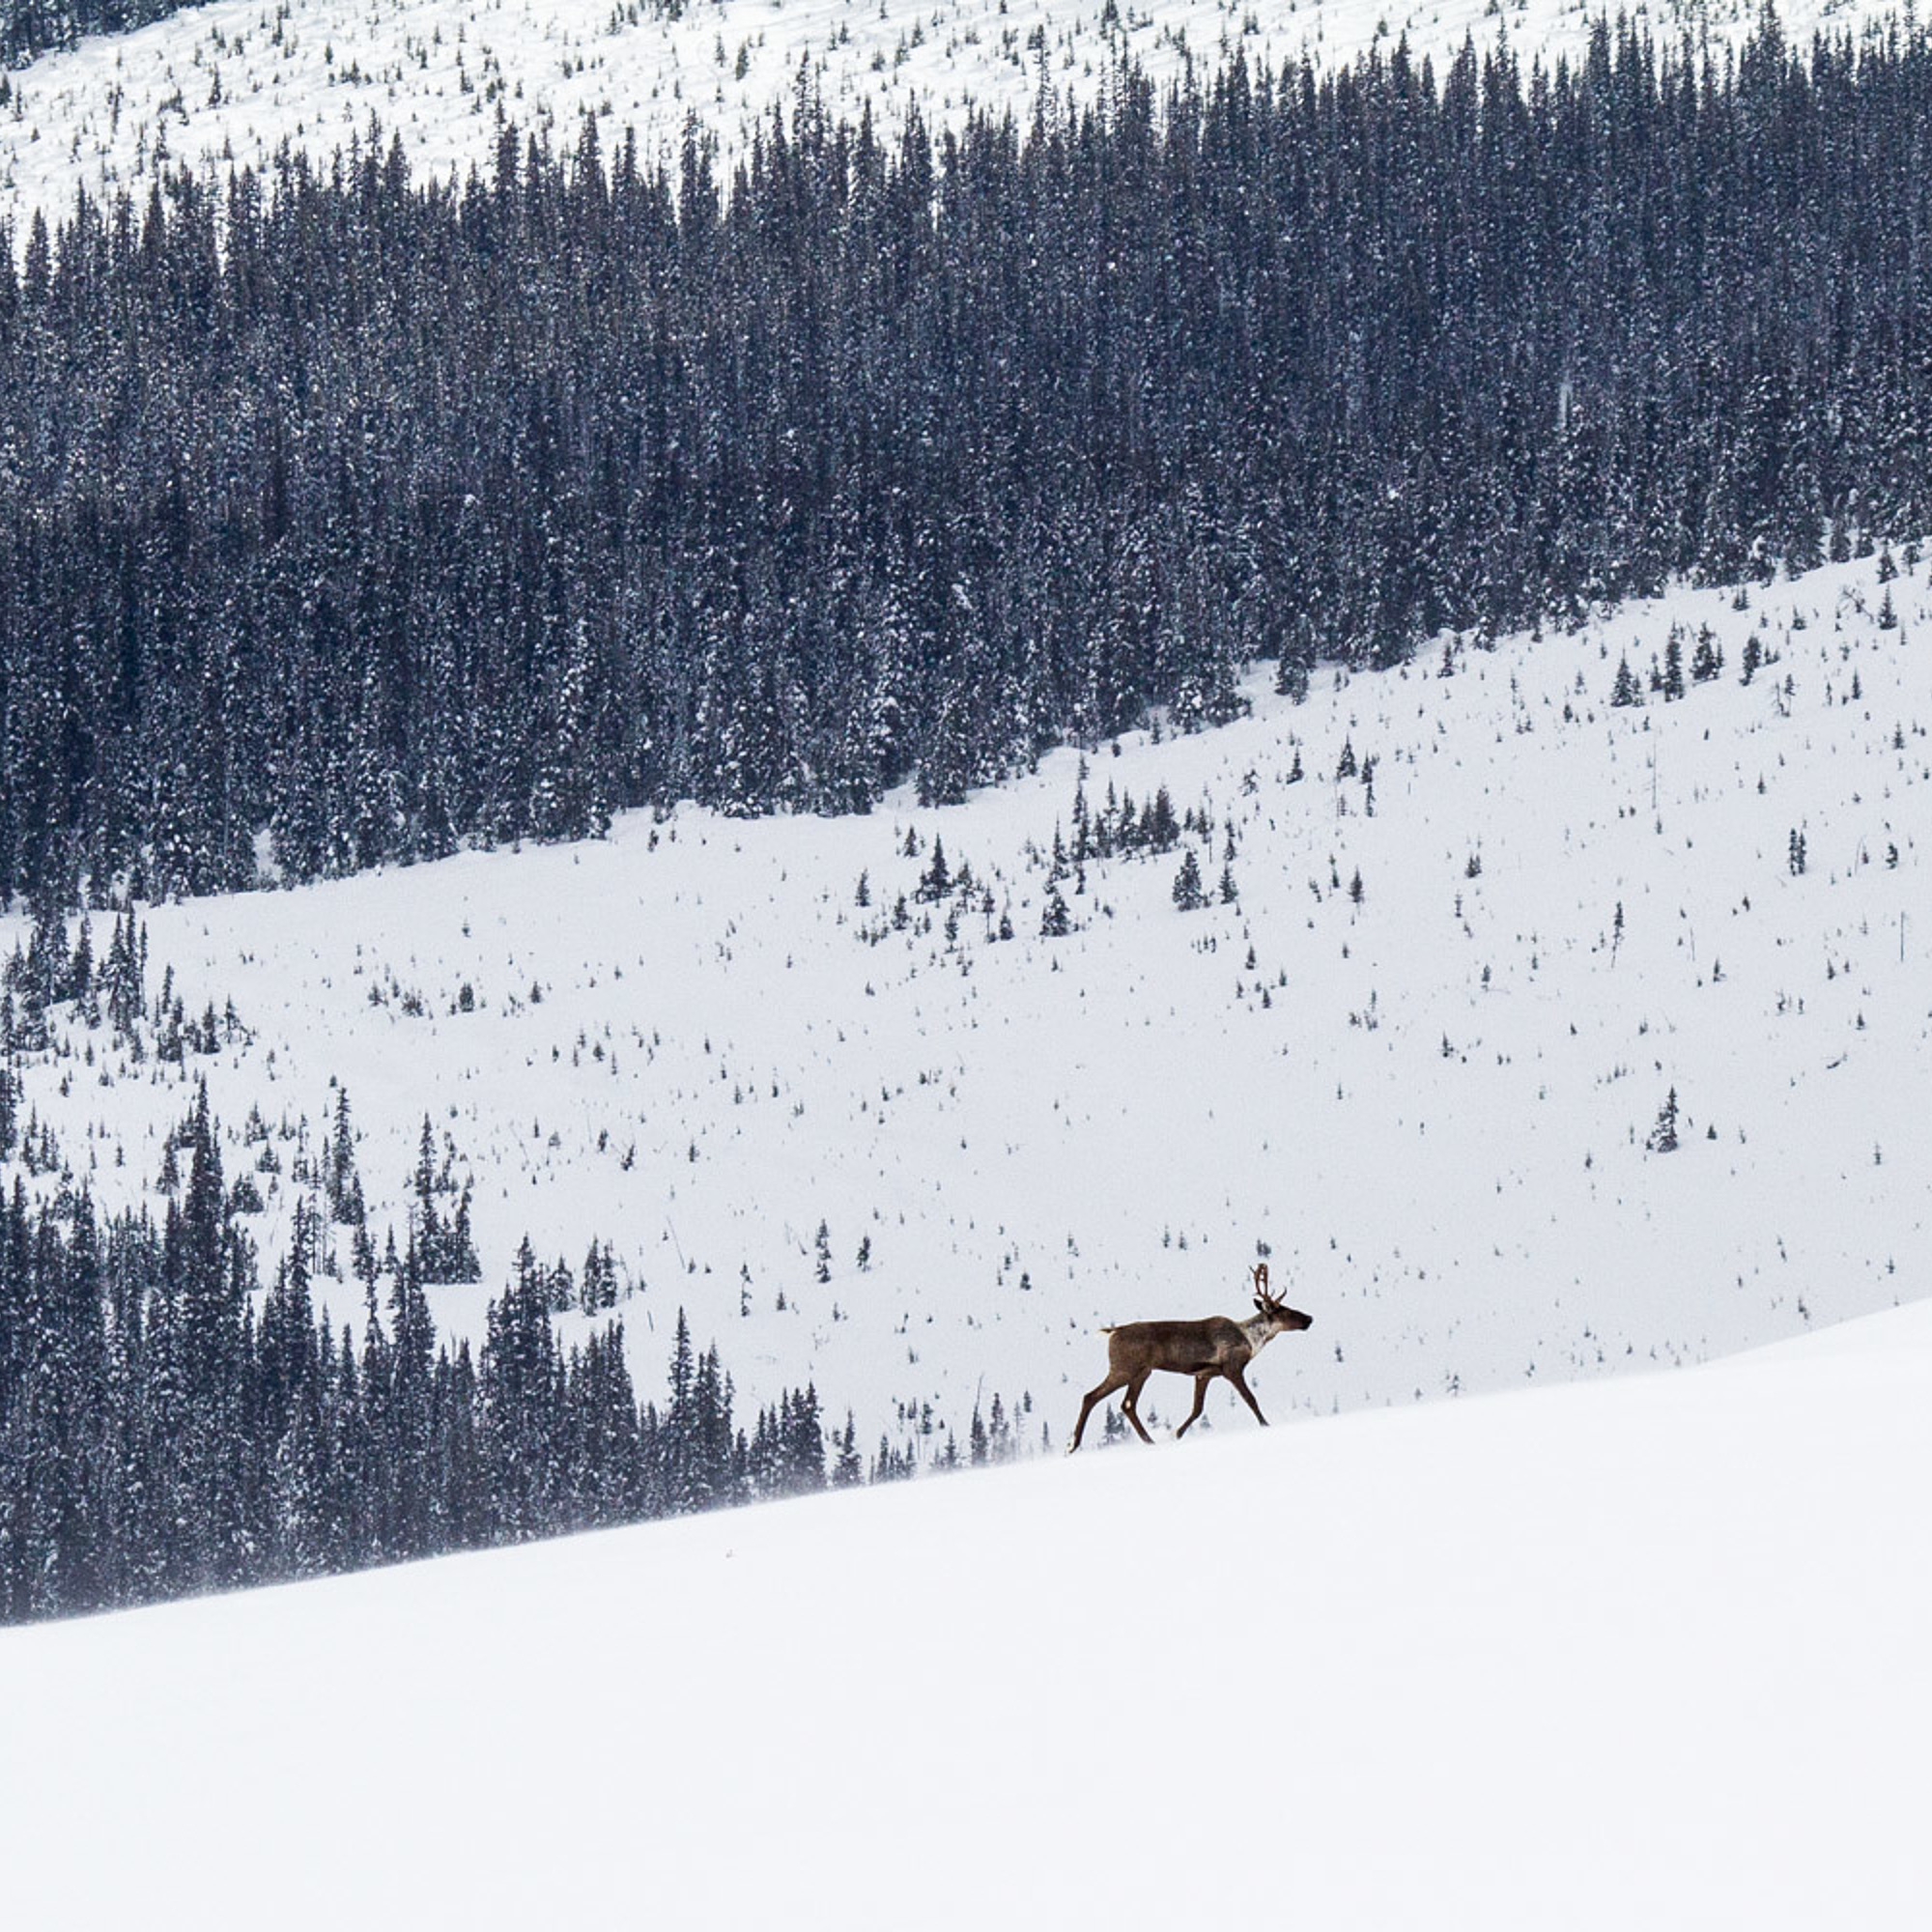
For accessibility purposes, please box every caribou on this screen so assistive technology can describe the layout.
[1067,1264,1313,1452]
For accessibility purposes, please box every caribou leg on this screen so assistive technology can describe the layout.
[1068,1372,1128,1453]
[1120,1368,1156,1444]
[1225,1362,1268,1428]
[1174,1370,1216,1439]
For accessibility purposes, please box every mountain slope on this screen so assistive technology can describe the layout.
[1,0,1912,237]
[4,1298,1928,1928]
[4,550,1928,1462]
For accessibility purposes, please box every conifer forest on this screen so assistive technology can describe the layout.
[3,18,1930,910]
[1,0,201,68]
[7,9,1932,1622]
[0,1025,864,1623]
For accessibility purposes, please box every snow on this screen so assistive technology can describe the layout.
[4,1297,1927,1927]
[5,551,1929,1463]
[1,0,1911,246]
[5,1,1928,1901]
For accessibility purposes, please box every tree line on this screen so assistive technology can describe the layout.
[0,1080,866,1623]
[2,0,201,68]
[1,884,1023,1622]
[3,15,1930,905]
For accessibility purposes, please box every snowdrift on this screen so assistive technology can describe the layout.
[5,1300,1927,1928]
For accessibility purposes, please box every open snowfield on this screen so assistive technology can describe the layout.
[3,548,1928,1463]
[4,1295,1928,1928]
[0,0,1909,243]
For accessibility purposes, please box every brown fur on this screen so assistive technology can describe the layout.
[1067,1267,1313,1452]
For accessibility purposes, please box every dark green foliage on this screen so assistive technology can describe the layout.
[1143,788,1179,854]
[2,1,201,66]
[0,1100,852,1622]
[4,23,1929,906]
[832,1413,865,1488]
[410,1117,479,1282]
[917,838,952,902]
[578,1240,618,1316]
[324,1088,364,1225]
[1662,630,1687,700]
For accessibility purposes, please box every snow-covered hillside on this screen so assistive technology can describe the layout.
[4,548,1927,1461]
[0,0,1906,240]
[5,1296,1928,1928]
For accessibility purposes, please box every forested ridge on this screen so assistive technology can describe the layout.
[3,13,1930,911]
[1,897,1025,1624]
[0,1073,877,1624]
[2,0,202,67]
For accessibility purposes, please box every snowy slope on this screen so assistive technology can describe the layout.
[0,0,1911,242]
[4,549,1928,1461]
[4,1297,1928,1929]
